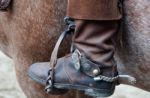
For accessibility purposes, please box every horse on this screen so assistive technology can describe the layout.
[0,0,150,98]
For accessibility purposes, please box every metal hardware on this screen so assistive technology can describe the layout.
[72,49,81,70]
[94,74,136,85]
[93,69,99,76]
[45,17,75,93]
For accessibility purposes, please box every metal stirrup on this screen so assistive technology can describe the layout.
[45,17,75,93]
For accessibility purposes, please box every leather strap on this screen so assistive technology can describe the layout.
[45,17,75,93]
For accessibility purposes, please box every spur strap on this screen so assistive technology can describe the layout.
[45,17,75,93]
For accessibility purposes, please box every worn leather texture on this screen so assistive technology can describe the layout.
[28,20,119,97]
[67,0,122,20]
[28,55,116,97]
[73,20,118,68]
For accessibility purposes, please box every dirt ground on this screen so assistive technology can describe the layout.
[0,51,150,98]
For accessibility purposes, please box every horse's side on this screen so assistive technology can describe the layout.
[116,0,150,91]
[0,0,150,98]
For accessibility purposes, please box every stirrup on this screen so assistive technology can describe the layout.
[45,17,75,93]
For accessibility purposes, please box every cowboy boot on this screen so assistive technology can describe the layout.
[28,18,135,97]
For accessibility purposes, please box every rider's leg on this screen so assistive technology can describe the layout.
[28,0,123,97]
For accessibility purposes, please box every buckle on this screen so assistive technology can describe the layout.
[72,49,102,77]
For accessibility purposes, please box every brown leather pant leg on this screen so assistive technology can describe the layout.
[67,0,122,65]
[67,0,122,20]
[73,20,118,67]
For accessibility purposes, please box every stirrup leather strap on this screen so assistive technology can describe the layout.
[45,17,75,93]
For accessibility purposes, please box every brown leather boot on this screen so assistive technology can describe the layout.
[28,17,135,97]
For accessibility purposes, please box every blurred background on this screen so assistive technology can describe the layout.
[0,51,150,98]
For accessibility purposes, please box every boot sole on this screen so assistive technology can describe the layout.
[55,83,114,97]
[28,70,114,97]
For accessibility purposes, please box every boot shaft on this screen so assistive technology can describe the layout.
[73,20,119,66]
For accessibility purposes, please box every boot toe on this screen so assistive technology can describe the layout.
[28,62,50,85]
